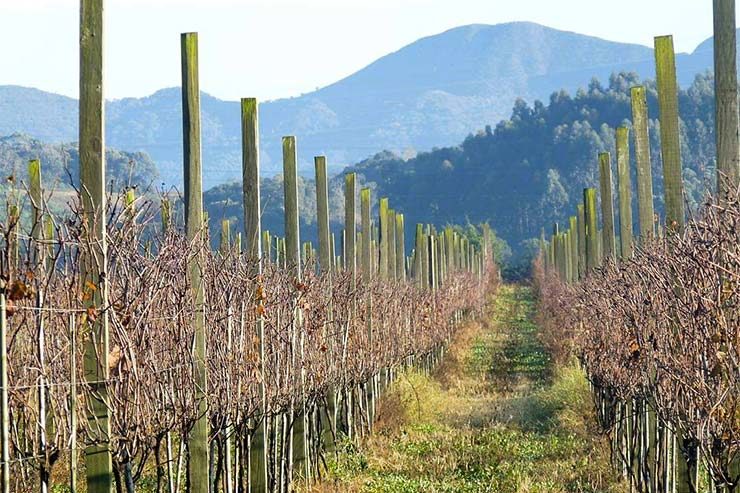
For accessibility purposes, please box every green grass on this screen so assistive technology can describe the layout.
[313,285,622,493]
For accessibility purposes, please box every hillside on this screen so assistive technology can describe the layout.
[204,71,717,261]
[0,23,732,187]
[0,133,159,193]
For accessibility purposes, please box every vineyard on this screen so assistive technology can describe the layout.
[536,1,740,492]
[5,0,740,493]
[0,2,495,493]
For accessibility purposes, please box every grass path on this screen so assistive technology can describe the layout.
[310,285,622,493]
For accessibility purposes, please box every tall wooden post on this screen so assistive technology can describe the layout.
[344,173,356,278]
[714,0,740,197]
[630,86,655,240]
[182,31,208,492]
[414,224,423,285]
[584,188,598,271]
[315,157,331,273]
[388,210,397,281]
[576,204,586,279]
[378,198,389,280]
[599,152,617,260]
[0,293,8,493]
[242,98,261,260]
[616,127,633,259]
[283,137,301,275]
[569,216,578,280]
[421,228,430,289]
[395,214,405,281]
[654,35,685,234]
[80,1,113,490]
[428,235,437,291]
[361,189,371,277]
[241,97,267,492]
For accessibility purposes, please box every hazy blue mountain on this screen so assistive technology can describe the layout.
[0,22,734,188]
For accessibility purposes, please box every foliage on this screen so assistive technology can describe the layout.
[0,133,159,193]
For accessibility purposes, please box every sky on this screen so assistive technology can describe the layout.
[0,0,728,102]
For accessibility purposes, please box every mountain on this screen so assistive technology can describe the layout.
[0,23,733,188]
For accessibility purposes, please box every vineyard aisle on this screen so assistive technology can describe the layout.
[309,285,622,493]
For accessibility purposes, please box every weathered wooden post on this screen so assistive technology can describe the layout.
[584,188,598,271]
[656,36,694,493]
[414,224,423,286]
[0,291,7,493]
[616,127,633,259]
[576,204,586,279]
[569,216,578,281]
[344,173,356,278]
[714,0,740,197]
[361,189,371,277]
[315,157,332,272]
[241,97,268,492]
[630,86,655,240]
[428,235,437,291]
[28,158,51,492]
[80,1,113,490]
[598,152,617,260]
[714,1,740,486]
[282,136,308,484]
[421,228,430,289]
[283,137,301,275]
[654,35,685,234]
[181,31,209,492]
[388,209,397,280]
[379,199,389,280]
[395,214,405,281]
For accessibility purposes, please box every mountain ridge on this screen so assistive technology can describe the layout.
[0,22,734,188]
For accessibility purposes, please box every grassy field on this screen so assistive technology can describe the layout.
[307,285,622,493]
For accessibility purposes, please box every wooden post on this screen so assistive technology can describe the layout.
[361,189,371,277]
[576,204,586,279]
[421,228,430,289]
[388,209,397,280]
[584,188,598,271]
[654,35,685,234]
[182,31,208,492]
[569,216,578,281]
[598,152,617,260]
[241,98,261,261]
[69,314,77,493]
[344,173,356,278]
[80,1,113,490]
[378,198,389,280]
[616,127,633,259]
[241,98,267,492]
[0,292,8,493]
[315,157,331,273]
[283,137,301,275]
[630,86,656,240]
[414,224,423,286]
[395,214,405,281]
[29,159,50,492]
[262,231,271,264]
[714,0,740,197]
[428,235,437,291]
[220,220,231,254]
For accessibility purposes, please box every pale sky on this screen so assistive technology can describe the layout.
[0,0,727,102]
